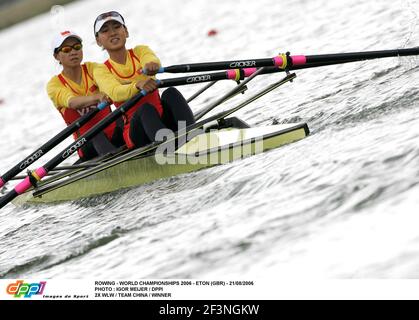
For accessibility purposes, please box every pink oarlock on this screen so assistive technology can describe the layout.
[14,167,47,195]
[15,177,33,195]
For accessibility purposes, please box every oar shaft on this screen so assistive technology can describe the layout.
[159,67,281,88]
[304,47,419,64]
[162,58,276,73]
[159,47,419,74]
[0,190,18,207]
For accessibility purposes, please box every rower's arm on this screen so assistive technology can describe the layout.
[47,78,77,109]
[68,94,106,109]
[93,64,139,103]
[136,45,161,70]
[47,76,108,110]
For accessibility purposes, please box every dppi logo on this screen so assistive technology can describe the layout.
[6,280,46,298]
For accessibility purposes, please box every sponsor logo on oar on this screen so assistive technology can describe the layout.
[19,150,44,170]
[229,61,256,68]
[62,138,87,159]
[186,75,212,84]
[6,280,46,298]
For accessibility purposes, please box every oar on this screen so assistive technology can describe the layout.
[0,65,286,208]
[143,47,419,74]
[0,101,110,189]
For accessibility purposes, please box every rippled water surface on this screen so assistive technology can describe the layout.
[1,0,419,279]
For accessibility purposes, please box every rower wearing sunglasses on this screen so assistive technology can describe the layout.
[47,31,124,161]
[92,11,195,149]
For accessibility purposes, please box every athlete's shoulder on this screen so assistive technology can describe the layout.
[92,62,110,74]
[132,44,153,54]
[91,61,114,83]
[84,62,101,77]
[46,75,62,90]
[84,61,100,70]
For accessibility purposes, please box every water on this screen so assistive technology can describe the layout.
[1,0,419,280]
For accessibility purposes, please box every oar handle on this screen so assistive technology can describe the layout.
[97,101,110,110]
[138,67,165,75]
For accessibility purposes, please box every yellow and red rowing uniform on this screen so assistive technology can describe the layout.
[46,62,117,157]
[93,45,163,148]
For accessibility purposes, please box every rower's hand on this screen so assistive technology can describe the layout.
[95,93,111,104]
[136,78,158,92]
[141,62,160,76]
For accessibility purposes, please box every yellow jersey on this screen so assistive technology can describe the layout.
[93,45,161,103]
[46,62,100,114]
[46,62,116,138]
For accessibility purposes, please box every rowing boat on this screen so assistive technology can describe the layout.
[4,69,298,207]
[13,118,309,205]
[2,47,417,209]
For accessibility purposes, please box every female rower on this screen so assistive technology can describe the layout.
[92,11,195,149]
[46,31,124,161]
